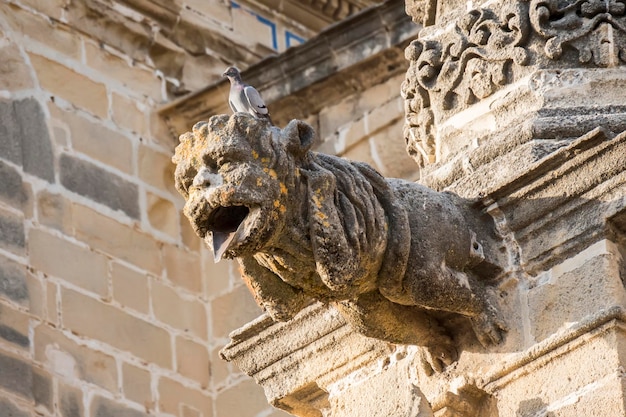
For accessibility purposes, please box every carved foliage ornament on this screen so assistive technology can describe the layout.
[402,3,531,165]
[403,0,626,166]
[173,114,507,372]
[530,0,626,66]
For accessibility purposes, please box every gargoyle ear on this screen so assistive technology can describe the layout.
[283,119,315,157]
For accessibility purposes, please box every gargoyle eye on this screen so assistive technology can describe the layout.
[203,155,219,172]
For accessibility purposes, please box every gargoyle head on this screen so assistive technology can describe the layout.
[172,113,315,260]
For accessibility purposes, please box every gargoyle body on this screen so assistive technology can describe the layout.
[173,113,506,371]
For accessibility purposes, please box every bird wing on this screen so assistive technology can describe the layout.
[228,99,237,114]
[244,86,269,116]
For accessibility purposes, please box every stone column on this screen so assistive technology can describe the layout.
[220,0,626,415]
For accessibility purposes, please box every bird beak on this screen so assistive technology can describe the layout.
[222,70,228,77]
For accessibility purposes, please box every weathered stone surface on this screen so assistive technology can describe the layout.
[32,366,53,413]
[157,376,213,416]
[34,323,118,392]
[36,190,72,233]
[0,43,34,91]
[151,280,207,338]
[0,160,25,208]
[0,99,24,165]
[402,0,626,171]
[60,288,172,367]
[328,353,433,417]
[146,192,179,238]
[29,228,108,296]
[0,207,25,255]
[60,153,139,219]
[121,363,152,408]
[176,336,209,387]
[0,350,33,400]
[0,254,28,304]
[72,203,162,274]
[111,262,150,314]
[174,113,507,370]
[216,378,278,417]
[15,98,55,182]
[0,304,30,348]
[159,0,419,137]
[161,244,202,292]
[2,3,81,58]
[30,53,108,118]
[0,98,55,182]
[51,104,134,175]
[0,397,30,417]
[91,395,150,417]
[59,383,84,417]
[528,241,625,342]
[211,283,261,339]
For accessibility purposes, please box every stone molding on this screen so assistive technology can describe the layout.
[431,305,626,416]
[220,302,393,416]
[402,0,626,167]
[253,0,379,23]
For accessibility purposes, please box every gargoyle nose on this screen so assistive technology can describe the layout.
[192,167,223,189]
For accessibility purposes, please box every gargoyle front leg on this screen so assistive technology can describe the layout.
[238,256,310,322]
[334,291,458,372]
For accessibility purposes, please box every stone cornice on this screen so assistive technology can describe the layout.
[251,0,381,29]
[158,0,419,139]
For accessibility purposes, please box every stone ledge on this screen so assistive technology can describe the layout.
[482,305,626,392]
[220,302,393,414]
[159,0,420,138]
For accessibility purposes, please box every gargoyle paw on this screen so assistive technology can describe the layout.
[422,344,458,375]
[470,306,507,348]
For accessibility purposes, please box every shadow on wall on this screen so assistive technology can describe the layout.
[516,398,554,417]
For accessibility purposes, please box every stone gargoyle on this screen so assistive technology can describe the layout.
[173,113,507,371]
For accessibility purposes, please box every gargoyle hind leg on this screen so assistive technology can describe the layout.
[334,291,457,373]
[403,263,507,348]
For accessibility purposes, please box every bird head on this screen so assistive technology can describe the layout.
[222,66,241,80]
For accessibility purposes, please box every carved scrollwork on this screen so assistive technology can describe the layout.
[530,0,626,66]
[402,4,531,166]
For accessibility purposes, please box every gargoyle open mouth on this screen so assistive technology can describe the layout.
[207,205,256,261]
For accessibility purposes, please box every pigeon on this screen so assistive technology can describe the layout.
[222,66,273,124]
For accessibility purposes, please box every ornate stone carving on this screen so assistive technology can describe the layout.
[402,3,531,165]
[403,0,626,167]
[530,0,626,66]
[173,113,507,371]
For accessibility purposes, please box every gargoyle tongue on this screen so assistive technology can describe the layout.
[211,230,237,262]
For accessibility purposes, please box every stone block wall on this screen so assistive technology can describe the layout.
[313,73,418,180]
[0,1,316,416]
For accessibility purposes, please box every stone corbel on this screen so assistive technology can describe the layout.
[172,113,509,372]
